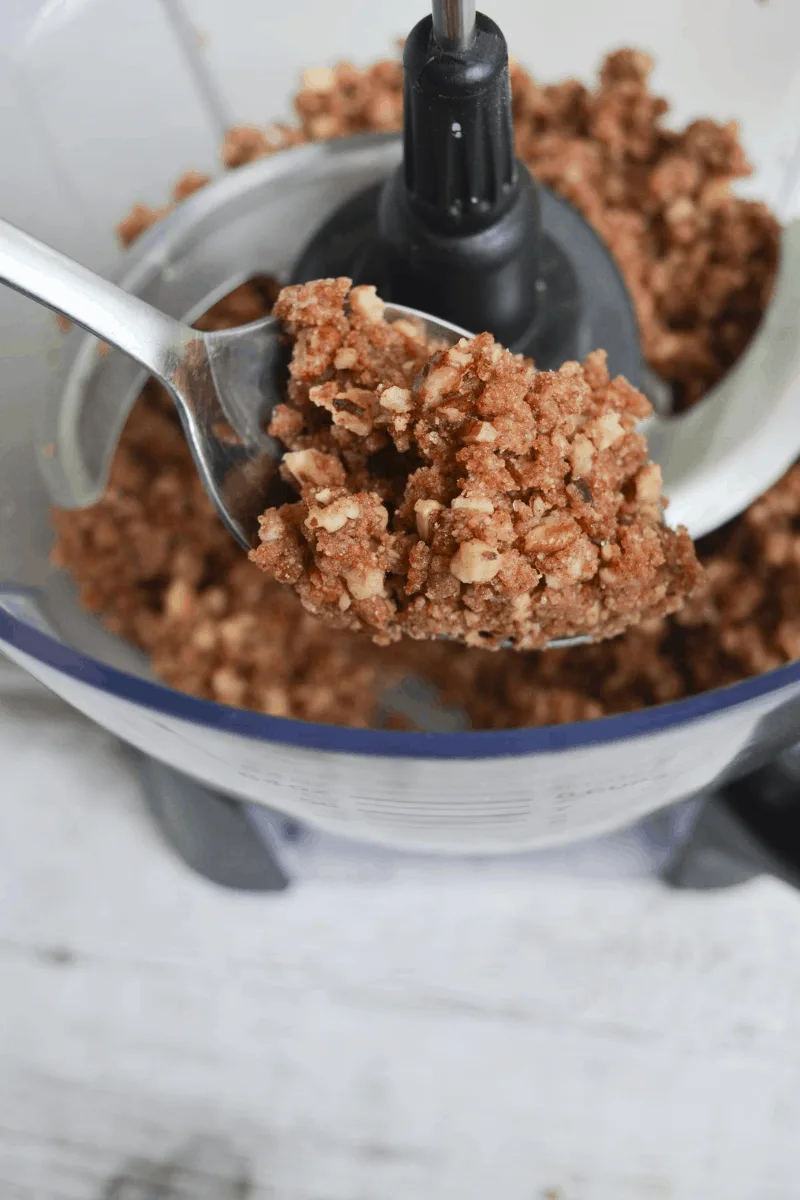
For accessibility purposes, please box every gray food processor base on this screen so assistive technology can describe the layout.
[132,750,800,894]
[663,749,800,891]
[135,752,290,892]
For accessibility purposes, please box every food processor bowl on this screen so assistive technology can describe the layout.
[4,0,800,853]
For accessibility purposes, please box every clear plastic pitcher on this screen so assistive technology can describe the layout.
[2,0,800,854]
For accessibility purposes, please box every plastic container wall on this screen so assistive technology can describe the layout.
[3,0,800,856]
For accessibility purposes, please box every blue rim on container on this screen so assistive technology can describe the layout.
[2,602,800,760]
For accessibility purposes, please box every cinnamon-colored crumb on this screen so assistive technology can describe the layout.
[116,201,174,249]
[251,279,703,649]
[50,47,792,729]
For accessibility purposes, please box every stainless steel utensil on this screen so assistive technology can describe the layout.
[0,215,466,552]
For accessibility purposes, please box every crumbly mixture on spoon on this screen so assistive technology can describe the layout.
[250,278,702,648]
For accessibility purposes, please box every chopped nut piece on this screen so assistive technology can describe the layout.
[258,511,286,543]
[469,422,498,444]
[635,462,664,505]
[283,448,345,487]
[334,347,358,369]
[302,66,336,92]
[586,412,625,450]
[349,285,385,323]
[306,495,361,533]
[450,540,504,584]
[451,496,495,514]
[379,386,412,412]
[343,565,386,599]
[414,499,444,541]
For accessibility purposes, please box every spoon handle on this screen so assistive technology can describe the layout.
[0,217,191,380]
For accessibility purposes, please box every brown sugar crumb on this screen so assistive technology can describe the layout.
[171,169,212,202]
[250,279,703,649]
[116,201,174,248]
[220,122,307,168]
[50,47,791,729]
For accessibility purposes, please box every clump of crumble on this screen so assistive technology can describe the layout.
[250,278,703,649]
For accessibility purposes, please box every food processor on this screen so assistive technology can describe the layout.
[3,0,800,891]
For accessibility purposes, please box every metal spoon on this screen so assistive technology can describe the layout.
[0,216,467,551]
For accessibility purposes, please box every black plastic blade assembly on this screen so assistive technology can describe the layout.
[293,1,641,381]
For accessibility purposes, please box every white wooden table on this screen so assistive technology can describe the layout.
[2,651,800,1200]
